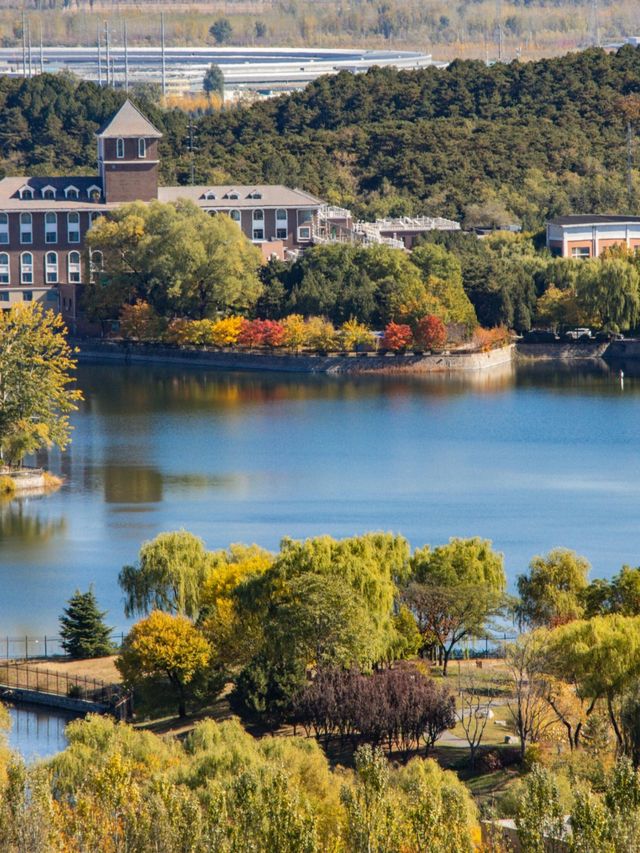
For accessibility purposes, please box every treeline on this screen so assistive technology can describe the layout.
[3,47,640,228]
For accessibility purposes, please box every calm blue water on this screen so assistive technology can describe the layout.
[1,359,639,636]
[6,704,74,762]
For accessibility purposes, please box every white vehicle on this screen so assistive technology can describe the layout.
[565,327,592,340]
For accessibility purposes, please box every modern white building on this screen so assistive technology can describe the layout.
[546,215,640,258]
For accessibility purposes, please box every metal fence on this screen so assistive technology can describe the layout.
[0,661,125,707]
[0,632,126,661]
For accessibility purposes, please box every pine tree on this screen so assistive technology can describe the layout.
[59,588,114,659]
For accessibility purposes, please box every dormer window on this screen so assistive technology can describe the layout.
[225,191,239,200]
[204,191,217,200]
[138,138,146,158]
[116,138,125,159]
[87,185,102,201]
[248,191,262,199]
[19,187,34,200]
[41,185,56,199]
[64,185,79,200]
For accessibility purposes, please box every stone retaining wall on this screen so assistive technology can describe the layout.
[76,341,514,374]
[1,468,45,491]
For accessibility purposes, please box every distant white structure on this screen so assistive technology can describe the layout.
[0,44,445,97]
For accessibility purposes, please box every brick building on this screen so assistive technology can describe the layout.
[0,99,323,323]
[546,215,640,258]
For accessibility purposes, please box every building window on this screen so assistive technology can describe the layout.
[19,187,34,200]
[0,213,8,245]
[204,191,216,200]
[298,226,311,241]
[45,212,57,244]
[116,138,125,159]
[0,292,8,302]
[88,212,102,228]
[42,186,56,200]
[275,208,288,240]
[89,250,103,282]
[0,253,9,284]
[252,209,264,241]
[65,186,79,200]
[87,185,101,201]
[20,213,32,244]
[227,192,239,200]
[138,138,146,158]
[571,246,590,259]
[22,291,33,302]
[68,251,81,283]
[20,252,33,284]
[45,251,58,284]
[248,191,262,199]
[67,212,80,243]
[229,209,241,223]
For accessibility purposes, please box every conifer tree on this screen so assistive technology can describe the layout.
[59,588,114,659]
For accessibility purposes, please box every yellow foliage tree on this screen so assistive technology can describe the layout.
[117,611,211,718]
[119,300,165,341]
[281,314,309,350]
[208,316,245,347]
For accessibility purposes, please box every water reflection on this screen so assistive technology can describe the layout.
[0,499,66,545]
[7,704,75,763]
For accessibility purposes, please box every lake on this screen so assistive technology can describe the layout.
[1,358,639,637]
[6,704,74,762]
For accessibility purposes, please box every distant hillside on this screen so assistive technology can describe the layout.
[2,46,640,227]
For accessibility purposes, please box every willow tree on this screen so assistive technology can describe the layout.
[403,537,507,675]
[0,303,82,468]
[118,530,214,619]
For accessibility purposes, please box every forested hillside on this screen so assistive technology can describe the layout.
[1,47,640,229]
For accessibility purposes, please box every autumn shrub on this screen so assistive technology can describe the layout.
[381,322,413,352]
[119,301,165,342]
[207,316,244,347]
[414,315,447,351]
[237,319,286,348]
[281,314,309,350]
[340,319,376,351]
[0,476,15,497]
[473,325,511,352]
[164,318,200,346]
[306,316,339,352]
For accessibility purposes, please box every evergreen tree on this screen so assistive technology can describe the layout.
[59,587,114,658]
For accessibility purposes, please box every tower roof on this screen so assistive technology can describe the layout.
[96,99,163,139]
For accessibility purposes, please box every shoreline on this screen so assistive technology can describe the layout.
[74,340,515,374]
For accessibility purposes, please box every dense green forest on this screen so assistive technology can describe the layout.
[1,46,640,230]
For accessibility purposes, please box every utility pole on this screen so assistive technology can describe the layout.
[27,18,32,78]
[21,11,26,78]
[628,120,634,211]
[187,115,197,185]
[592,0,600,48]
[104,21,110,87]
[123,20,129,92]
[495,0,503,62]
[97,25,102,86]
[39,23,44,74]
[160,12,167,98]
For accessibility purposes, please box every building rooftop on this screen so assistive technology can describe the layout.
[0,176,105,210]
[158,184,324,208]
[96,99,163,139]
[549,215,640,226]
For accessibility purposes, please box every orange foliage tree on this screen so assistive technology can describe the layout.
[414,315,447,350]
[382,322,413,351]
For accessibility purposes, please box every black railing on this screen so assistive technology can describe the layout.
[0,632,125,661]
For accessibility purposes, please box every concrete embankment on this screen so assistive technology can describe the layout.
[0,468,45,492]
[516,339,640,362]
[75,341,515,374]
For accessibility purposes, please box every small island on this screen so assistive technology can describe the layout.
[0,302,81,498]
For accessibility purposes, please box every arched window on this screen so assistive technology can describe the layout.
[45,251,58,284]
[229,209,241,223]
[116,138,125,158]
[275,208,288,240]
[87,185,101,201]
[89,250,103,282]
[252,209,264,241]
[68,251,81,283]
[204,191,217,200]
[20,213,32,244]
[45,212,57,244]
[88,212,102,228]
[20,252,33,284]
[0,213,8,245]
[65,186,79,200]
[0,253,9,284]
[19,187,34,200]
[67,212,80,244]
[42,186,56,200]
[138,138,146,158]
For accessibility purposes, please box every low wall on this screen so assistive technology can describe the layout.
[0,686,107,714]
[516,342,610,360]
[1,468,45,491]
[76,341,514,374]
